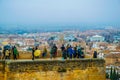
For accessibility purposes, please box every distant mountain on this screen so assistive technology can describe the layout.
[0,24,119,34]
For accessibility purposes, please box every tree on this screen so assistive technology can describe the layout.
[110,67,113,80]
[106,73,109,79]
[110,67,119,80]
[113,68,116,80]
[116,72,119,80]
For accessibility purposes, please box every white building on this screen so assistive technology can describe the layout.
[90,35,105,42]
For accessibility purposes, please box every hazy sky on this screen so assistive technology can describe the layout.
[0,0,120,25]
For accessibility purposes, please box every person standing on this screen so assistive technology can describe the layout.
[81,51,84,58]
[5,49,10,59]
[34,46,42,58]
[13,46,19,60]
[50,46,54,59]
[32,47,35,60]
[77,45,81,58]
[42,46,47,58]
[2,49,5,60]
[61,44,67,59]
[67,45,73,59]
[93,51,97,58]
[0,47,2,60]
[52,44,58,58]
[8,49,12,59]
[66,44,69,58]
[73,46,77,58]
[61,44,65,52]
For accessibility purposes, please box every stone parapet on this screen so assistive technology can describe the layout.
[0,59,106,80]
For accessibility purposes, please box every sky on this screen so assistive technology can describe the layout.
[0,0,120,26]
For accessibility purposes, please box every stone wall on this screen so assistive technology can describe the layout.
[0,61,5,80]
[0,59,106,80]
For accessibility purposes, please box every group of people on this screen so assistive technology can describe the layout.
[31,44,85,60]
[0,46,19,60]
[60,44,84,59]
[32,46,48,60]
[46,44,85,59]
[0,44,102,60]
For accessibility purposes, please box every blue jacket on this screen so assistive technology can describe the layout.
[67,47,73,55]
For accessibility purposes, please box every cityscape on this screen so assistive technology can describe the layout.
[0,27,120,80]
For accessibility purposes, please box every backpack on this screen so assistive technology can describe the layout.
[78,49,81,54]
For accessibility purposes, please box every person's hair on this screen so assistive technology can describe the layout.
[36,47,38,50]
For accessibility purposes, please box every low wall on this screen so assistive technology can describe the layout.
[0,60,5,80]
[0,59,106,80]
